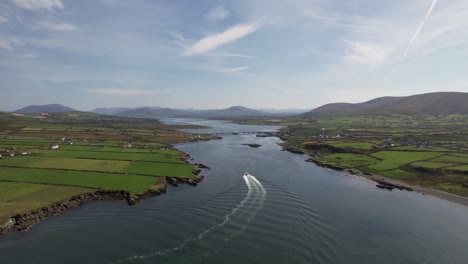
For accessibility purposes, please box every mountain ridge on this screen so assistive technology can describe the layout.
[304,92,468,117]
[15,104,76,114]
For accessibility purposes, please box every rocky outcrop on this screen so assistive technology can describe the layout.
[195,163,211,170]
[166,176,204,187]
[375,180,413,192]
[243,143,262,148]
[0,219,15,236]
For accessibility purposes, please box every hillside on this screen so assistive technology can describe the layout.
[92,107,134,115]
[116,106,273,119]
[15,104,76,114]
[305,92,468,117]
[117,107,189,118]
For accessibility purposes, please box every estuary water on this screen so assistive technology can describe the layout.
[0,118,467,264]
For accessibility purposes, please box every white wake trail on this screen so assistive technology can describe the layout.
[110,174,263,264]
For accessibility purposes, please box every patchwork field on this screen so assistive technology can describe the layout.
[276,113,468,197]
[0,112,207,223]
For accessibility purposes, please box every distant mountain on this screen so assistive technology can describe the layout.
[117,107,189,118]
[116,106,273,119]
[260,108,310,115]
[92,106,162,115]
[304,92,468,117]
[92,107,134,115]
[15,104,76,114]
[202,106,270,118]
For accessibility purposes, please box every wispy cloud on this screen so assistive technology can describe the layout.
[168,31,189,48]
[345,41,393,65]
[86,89,162,96]
[205,52,253,58]
[17,53,37,59]
[183,21,262,56]
[10,0,64,11]
[0,15,7,23]
[205,6,229,22]
[0,36,20,50]
[218,66,250,73]
[38,20,77,31]
[37,20,77,31]
[403,0,438,56]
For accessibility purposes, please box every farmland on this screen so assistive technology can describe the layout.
[274,114,468,197]
[0,112,208,224]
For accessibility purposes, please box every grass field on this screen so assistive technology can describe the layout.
[0,167,158,193]
[328,142,376,150]
[0,182,92,222]
[0,111,203,223]
[320,153,379,168]
[368,151,443,171]
[34,150,184,163]
[127,162,195,177]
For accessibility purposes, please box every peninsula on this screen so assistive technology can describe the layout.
[0,111,209,236]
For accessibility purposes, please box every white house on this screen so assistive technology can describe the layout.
[49,145,59,150]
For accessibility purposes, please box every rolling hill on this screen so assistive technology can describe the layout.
[15,104,76,114]
[304,92,468,117]
[116,106,273,119]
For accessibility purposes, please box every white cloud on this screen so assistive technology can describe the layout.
[17,53,37,59]
[206,52,253,58]
[206,6,229,22]
[0,36,20,50]
[37,20,77,31]
[0,15,7,23]
[345,41,393,65]
[218,66,250,73]
[86,89,162,96]
[168,31,189,48]
[183,21,262,56]
[11,0,64,11]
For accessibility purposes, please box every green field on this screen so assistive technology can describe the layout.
[328,142,376,150]
[0,182,92,222]
[0,167,157,193]
[409,161,457,169]
[368,151,443,171]
[320,153,379,168]
[34,150,184,163]
[0,156,131,173]
[0,111,203,223]
[127,162,195,177]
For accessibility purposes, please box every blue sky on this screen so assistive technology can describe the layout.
[0,0,467,111]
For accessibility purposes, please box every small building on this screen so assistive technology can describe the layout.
[49,145,59,150]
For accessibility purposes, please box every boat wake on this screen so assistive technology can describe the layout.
[110,173,267,263]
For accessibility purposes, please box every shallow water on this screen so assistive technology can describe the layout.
[0,119,467,264]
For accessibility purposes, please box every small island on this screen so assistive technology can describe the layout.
[243,143,262,148]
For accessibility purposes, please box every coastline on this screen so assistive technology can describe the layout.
[309,159,468,207]
[0,175,204,238]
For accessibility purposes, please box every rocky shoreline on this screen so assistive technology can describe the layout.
[0,175,205,237]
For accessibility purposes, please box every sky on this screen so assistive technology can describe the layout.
[1,0,468,111]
